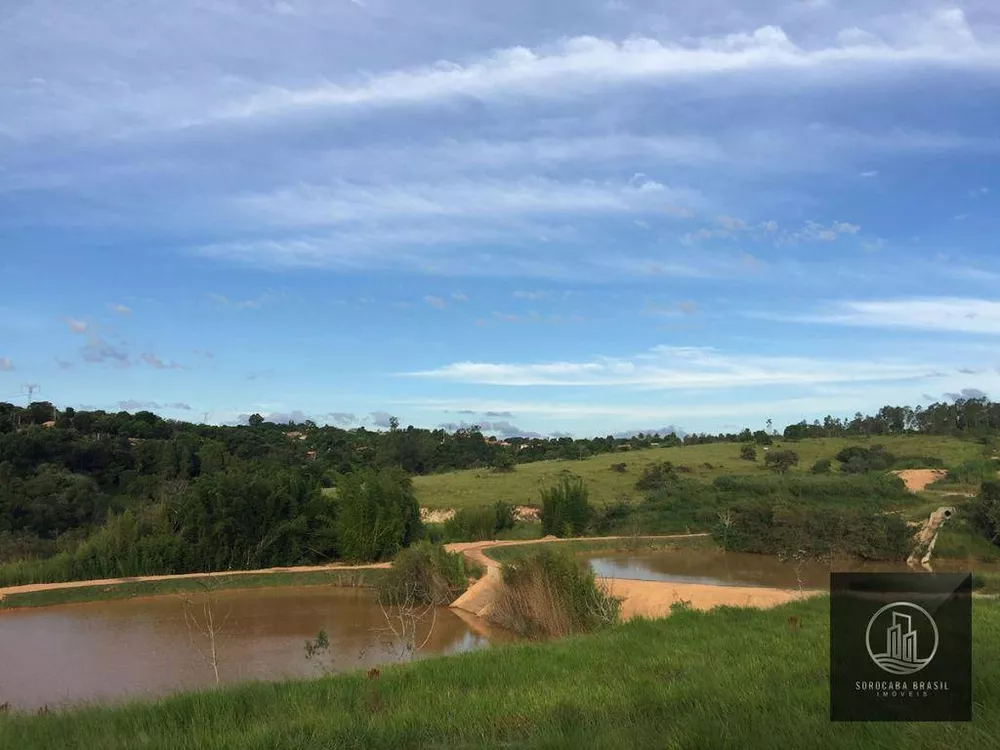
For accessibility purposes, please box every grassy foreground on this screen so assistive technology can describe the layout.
[0,568,382,610]
[414,435,981,509]
[3,595,999,749]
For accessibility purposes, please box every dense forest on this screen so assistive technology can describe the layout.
[1,396,998,584]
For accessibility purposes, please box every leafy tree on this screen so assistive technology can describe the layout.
[248,413,264,428]
[739,445,757,462]
[765,449,799,474]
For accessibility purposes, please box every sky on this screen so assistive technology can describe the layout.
[2,1,999,438]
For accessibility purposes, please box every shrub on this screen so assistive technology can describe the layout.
[590,498,632,535]
[539,477,593,537]
[634,462,679,491]
[443,507,497,541]
[377,542,474,607]
[490,452,516,473]
[739,445,757,462]
[942,459,1000,486]
[609,462,627,473]
[967,480,1000,545]
[810,458,832,475]
[765,449,799,474]
[835,445,896,474]
[492,547,621,638]
[443,501,517,542]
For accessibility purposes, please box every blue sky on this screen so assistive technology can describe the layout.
[2,0,1000,437]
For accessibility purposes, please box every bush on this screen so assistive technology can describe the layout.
[942,459,1000,486]
[634,462,679,491]
[765,450,799,474]
[539,477,593,537]
[490,452,516,473]
[967,480,1000,546]
[590,498,633,535]
[377,542,474,607]
[492,547,621,638]
[810,458,832,475]
[443,501,517,542]
[835,445,896,474]
[335,468,421,562]
[739,445,757,462]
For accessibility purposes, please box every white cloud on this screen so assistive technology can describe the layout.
[231,175,700,229]
[424,295,446,309]
[196,10,998,129]
[209,290,281,310]
[400,345,936,389]
[860,170,879,177]
[0,357,13,371]
[450,291,469,301]
[107,303,132,315]
[800,298,1000,335]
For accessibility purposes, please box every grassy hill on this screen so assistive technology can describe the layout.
[414,435,983,509]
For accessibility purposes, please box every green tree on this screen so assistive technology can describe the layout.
[739,445,757,462]
[248,413,264,428]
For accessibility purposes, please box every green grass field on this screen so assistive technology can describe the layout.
[414,435,984,509]
[3,595,998,749]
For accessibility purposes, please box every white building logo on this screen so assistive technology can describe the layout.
[865,602,939,676]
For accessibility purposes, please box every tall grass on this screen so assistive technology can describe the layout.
[491,547,620,638]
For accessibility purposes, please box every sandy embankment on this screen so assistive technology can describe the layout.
[892,469,948,493]
[448,534,818,622]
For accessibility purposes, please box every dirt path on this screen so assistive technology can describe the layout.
[893,469,948,492]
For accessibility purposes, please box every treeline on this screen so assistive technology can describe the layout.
[0,402,682,476]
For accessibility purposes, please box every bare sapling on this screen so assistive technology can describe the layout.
[179,580,232,685]
[375,579,439,661]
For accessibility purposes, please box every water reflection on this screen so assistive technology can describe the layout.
[0,586,511,711]
[584,548,989,590]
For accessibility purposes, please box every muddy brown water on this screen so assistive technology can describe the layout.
[583,547,996,590]
[0,586,513,712]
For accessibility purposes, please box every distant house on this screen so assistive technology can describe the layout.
[42,420,56,428]
[284,431,307,441]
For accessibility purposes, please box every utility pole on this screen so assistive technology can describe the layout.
[22,383,40,401]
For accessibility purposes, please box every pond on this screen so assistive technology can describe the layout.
[0,586,513,712]
[582,547,990,590]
